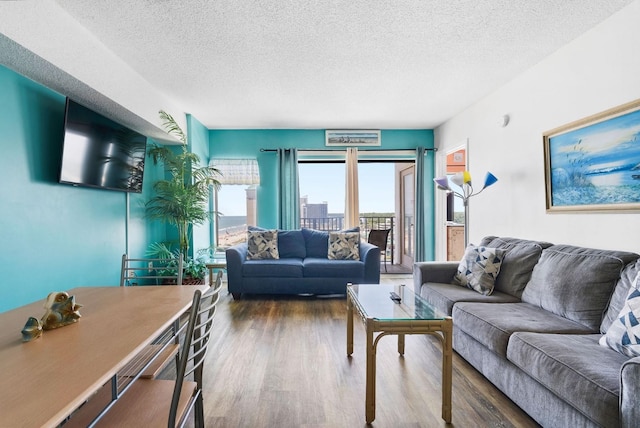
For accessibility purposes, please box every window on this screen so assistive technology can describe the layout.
[216,185,257,248]
[298,163,345,230]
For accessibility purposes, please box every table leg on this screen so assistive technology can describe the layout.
[442,320,453,423]
[397,333,405,355]
[365,320,376,424]
[347,294,354,356]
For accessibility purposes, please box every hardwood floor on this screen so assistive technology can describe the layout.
[184,275,540,427]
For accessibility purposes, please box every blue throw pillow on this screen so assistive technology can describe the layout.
[302,228,329,258]
[277,230,306,259]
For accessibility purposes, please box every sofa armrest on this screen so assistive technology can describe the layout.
[412,261,459,294]
[225,243,248,294]
[360,241,381,283]
[620,355,640,428]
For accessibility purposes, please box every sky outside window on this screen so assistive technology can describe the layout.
[219,163,395,216]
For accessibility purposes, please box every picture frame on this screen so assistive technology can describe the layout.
[543,98,640,212]
[325,130,381,147]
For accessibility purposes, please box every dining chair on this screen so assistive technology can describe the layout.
[367,229,391,272]
[91,277,223,427]
[120,254,184,286]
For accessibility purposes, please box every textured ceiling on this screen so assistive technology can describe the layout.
[5,0,637,129]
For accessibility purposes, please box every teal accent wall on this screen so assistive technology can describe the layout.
[0,65,164,312]
[208,129,435,254]
[187,114,212,257]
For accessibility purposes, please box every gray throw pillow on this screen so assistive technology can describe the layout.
[327,232,360,260]
[453,244,506,295]
[247,230,279,260]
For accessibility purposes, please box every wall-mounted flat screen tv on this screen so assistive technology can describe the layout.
[59,98,147,193]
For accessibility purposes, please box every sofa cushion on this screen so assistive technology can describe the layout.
[478,236,553,298]
[302,227,359,258]
[453,244,505,295]
[601,258,640,333]
[242,258,303,278]
[418,282,520,316]
[303,257,364,278]
[521,245,640,331]
[247,230,279,260]
[507,333,627,426]
[328,231,360,260]
[600,275,640,358]
[453,302,593,357]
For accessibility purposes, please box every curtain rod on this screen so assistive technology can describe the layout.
[260,147,437,152]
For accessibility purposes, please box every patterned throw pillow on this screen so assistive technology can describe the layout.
[453,244,506,295]
[327,232,360,260]
[247,230,279,260]
[600,273,640,357]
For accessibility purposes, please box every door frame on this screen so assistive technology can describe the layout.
[399,165,415,269]
[435,140,468,260]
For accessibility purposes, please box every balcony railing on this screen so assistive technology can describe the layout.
[300,216,396,265]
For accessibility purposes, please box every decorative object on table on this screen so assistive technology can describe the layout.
[433,170,498,246]
[21,317,43,342]
[325,130,381,146]
[543,98,640,212]
[20,291,83,342]
[146,110,221,263]
[41,291,83,330]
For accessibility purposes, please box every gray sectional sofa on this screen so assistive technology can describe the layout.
[414,236,640,428]
[226,228,380,299]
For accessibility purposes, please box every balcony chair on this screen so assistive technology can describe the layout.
[367,229,391,272]
[88,276,223,427]
[120,254,184,286]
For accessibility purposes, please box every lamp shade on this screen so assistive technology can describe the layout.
[450,172,464,187]
[433,176,450,190]
[462,170,472,184]
[482,172,498,189]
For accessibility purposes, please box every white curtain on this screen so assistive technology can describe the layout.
[344,147,359,229]
[209,159,260,185]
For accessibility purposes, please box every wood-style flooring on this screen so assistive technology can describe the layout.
[181,275,540,428]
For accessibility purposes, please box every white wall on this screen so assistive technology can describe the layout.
[434,0,640,256]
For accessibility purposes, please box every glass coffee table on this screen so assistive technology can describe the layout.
[346,283,453,424]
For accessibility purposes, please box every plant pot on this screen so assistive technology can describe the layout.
[182,277,205,286]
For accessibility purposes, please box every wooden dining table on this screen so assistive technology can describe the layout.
[0,285,206,428]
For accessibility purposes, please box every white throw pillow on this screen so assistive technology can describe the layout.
[599,273,640,357]
[453,244,506,295]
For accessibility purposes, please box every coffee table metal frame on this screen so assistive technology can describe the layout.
[346,283,453,424]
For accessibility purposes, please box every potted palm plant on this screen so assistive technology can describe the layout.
[145,110,220,284]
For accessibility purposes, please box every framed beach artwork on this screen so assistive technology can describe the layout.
[325,130,381,147]
[543,98,640,212]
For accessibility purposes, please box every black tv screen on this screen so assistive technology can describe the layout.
[59,98,147,193]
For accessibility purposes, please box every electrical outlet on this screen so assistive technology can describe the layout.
[127,269,136,279]
[148,261,154,273]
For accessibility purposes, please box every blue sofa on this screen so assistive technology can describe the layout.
[225,228,380,299]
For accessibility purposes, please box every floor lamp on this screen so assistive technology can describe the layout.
[434,171,498,247]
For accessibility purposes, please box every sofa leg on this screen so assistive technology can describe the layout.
[231,293,241,300]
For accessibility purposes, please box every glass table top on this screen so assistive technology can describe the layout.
[348,284,447,321]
